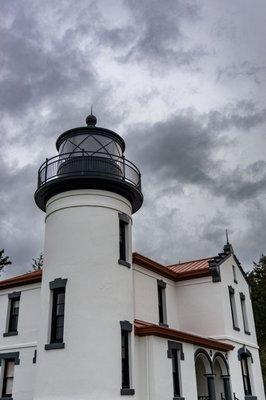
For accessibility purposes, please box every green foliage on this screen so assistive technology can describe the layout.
[0,249,11,273]
[31,253,43,271]
[248,255,266,389]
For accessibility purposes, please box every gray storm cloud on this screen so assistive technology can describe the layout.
[0,0,265,276]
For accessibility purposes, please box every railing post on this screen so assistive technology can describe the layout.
[122,155,125,180]
[82,149,84,175]
[44,158,48,183]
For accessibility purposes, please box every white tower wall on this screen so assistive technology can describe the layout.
[34,189,134,400]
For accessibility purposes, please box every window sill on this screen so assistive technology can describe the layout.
[45,342,65,350]
[118,259,131,268]
[3,331,18,337]
[121,388,135,396]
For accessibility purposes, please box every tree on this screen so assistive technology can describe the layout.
[248,255,266,389]
[0,249,11,274]
[31,253,43,271]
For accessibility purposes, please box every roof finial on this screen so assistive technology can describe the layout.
[225,229,229,245]
[86,105,97,127]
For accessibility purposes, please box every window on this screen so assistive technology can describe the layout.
[2,359,15,398]
[172,349,181,397]
[4,292,21,336]
[118,213,130,268]
[120,321,134,396]
[45,278,67,350]
[51,288,65,343]
[232,265,238,283]
[167,341,184,399]
[240,355,252,396]
[240,293,250,334]
[157,280,167,326]
[0,353,19,398]
[228,286,239,331]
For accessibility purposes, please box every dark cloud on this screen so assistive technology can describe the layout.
[216,62,266,84]
[127,103,266,203]
[0,0,265,277]
[98,0,206,67]
[0,157,43,278]
[0,2,99,116]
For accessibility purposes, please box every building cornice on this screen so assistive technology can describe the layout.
[134,320,234,352]
[133,253,178,281]
[0,270,42,290]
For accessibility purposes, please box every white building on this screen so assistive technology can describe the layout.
[0,114,264,400]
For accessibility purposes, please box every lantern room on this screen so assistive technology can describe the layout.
[35,113,143,213]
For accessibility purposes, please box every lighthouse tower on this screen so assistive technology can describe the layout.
[34,114,143,399]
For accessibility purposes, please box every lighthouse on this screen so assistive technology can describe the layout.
[34,113,143,399]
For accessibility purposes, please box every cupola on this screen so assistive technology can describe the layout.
[35,113,143,212]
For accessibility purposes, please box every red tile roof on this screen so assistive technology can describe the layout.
[134,320,234,351]
[133,253,213,281]
[168,257,212,273]
[0,253,215,290]
[0,270,42,290]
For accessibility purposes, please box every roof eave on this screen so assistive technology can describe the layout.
[134,320,234,352]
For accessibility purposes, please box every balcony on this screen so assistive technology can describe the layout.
[35,150,143,213]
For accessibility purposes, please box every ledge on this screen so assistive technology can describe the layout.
[45,342,65,350]
[0,397,13,400]
[118,259,131,268]
[121,388,135,396]
[3,331,18,337]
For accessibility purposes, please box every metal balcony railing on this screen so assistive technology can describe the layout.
[37,150,142,191]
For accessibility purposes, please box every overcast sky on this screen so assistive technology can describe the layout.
[0,0,266,277]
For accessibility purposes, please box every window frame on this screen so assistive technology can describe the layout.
[157,280,168,327]
[45,278,67,351]
[232,265,238,284]
[0,352,20,400]
[120,321,134,396]
[167,341,184,400]
[50,288,65,344]
[238,346,253,397]
[2,359,15,398]
[228,286,240,331]
[240,293,250,335]
[4,292,21,337]
[240,354,252,396]
[118,213,131,268]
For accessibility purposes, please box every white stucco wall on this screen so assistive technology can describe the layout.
[133,266,179,329]
[0,283,40,400]
[34,190,135,400]
[218,256,257,343]
[133,253,265,400]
